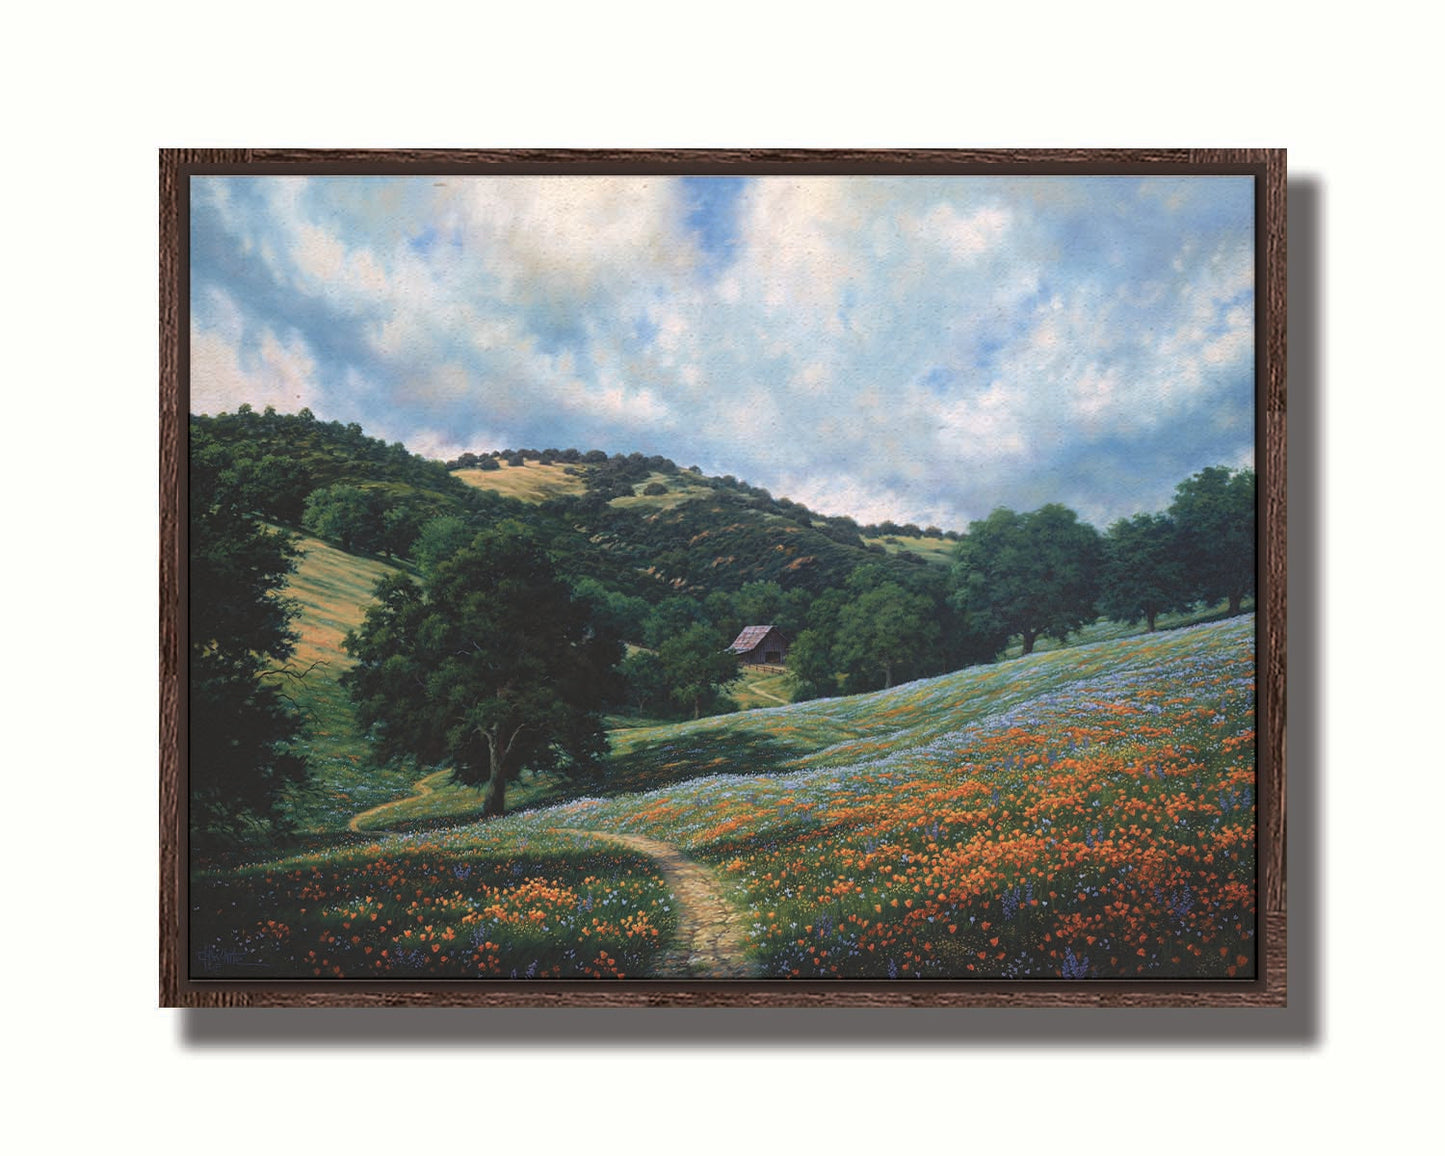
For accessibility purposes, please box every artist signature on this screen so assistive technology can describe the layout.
[195,946,269,972]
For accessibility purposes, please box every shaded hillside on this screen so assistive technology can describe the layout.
[447,446,913,595]
[195,408,940,605]
[272,535,418,834]
[193,405,482,526]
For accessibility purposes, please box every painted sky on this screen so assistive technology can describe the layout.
[190,174,1254,529]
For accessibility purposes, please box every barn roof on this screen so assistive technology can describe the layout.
[728,625,780,653]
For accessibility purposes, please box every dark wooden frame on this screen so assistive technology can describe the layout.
[162,148,1285,1008]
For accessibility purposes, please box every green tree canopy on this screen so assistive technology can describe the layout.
[784,626,836,702]
[832,582,940,690]
[1100,512,1186,632]
[342,521,623,817]
[1168,466,1256,615]
[410,514,476,578]
[189,428,310,849]
[642,596,708,649]
[302,483,383,553]
[952,504,1102,656]
[657,622,741,719]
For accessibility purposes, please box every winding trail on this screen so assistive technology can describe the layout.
[346,788,757,976]
[554,828,757,978]
[347,770,451,834]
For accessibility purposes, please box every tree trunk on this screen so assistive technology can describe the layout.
[883,663,893,689]
[1021,629,1036,656]
[1146,611,1157,632]
[693,695,701,720]
[482,731,507,817]
[1228,594,1242,616]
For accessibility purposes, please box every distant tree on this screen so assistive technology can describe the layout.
[380,504,426,558]
[658,623,741,719]
[343,523,622,817]
[1169,466,1256,615]
[952,504,1103,656]
[643,482,668,496]
[642,597,708,649]
[477,455,501,471]
[619,649,670,718]
[238,453,311,524]
[733,580,786,630]
[189,429,310,848]
[1100,513,1186,632]
[302,483,382,553]
[571,577,651,644]
[785,627,836,702]
[410,514,475,577]
[832,582,939,689]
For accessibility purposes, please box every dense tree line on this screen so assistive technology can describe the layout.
[192,405,1256,830]
[952,466,1256,655]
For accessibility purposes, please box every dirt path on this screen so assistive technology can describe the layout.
[347,770,451,833]
[553,828,757,979]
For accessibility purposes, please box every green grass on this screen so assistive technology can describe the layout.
[274,535,422,834]
[729,665,795,710]
[597,613,1257,788]
[309,589,1260,833]
[271,529,1257,883]
[348,768,564,833]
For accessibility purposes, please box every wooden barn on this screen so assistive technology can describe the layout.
[728,625,789,668]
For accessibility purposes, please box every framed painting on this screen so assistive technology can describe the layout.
[161,148,1285,1008]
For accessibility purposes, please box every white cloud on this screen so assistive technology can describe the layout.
[562,380,670,427]
[191,174,1258,528]
[936,382,1027,456]
[449,176,699,299]
[905,203,1012,262]
[190,325,318,416]
[292,220,390,296]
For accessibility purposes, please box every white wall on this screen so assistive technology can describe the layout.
[5,3,1437,1152]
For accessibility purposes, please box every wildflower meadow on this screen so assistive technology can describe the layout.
[192,615,1256,981]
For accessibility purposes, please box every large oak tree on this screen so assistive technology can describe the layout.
[1168,466,1256,616]
[658,623,741,719]
[952,504,1102,656]
[832,582,939,690]
[343,522,622,817]
[1100,512,1186,632]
